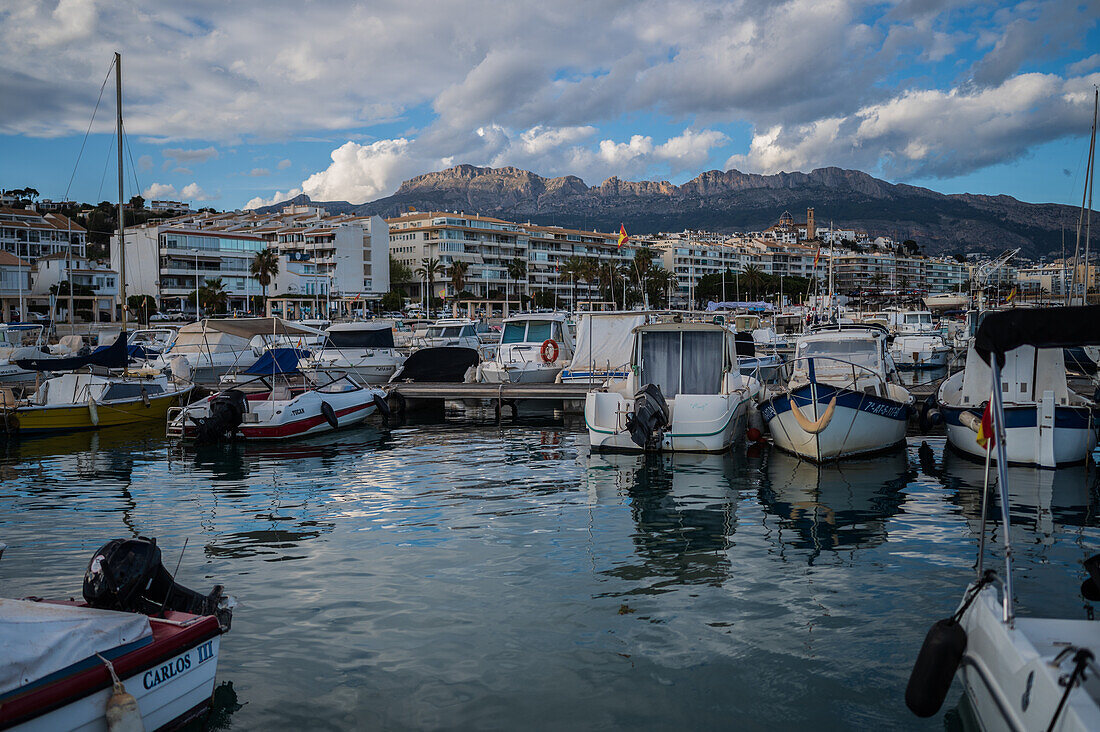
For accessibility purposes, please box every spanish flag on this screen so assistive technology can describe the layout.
[976,401,995,449]
[1006,287,1016,303]
[617,224,629,249]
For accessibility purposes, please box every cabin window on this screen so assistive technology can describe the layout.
[328,328,394,349]
[526,321,552,343]
[501,323,526,343]
[102,383,165,401]
[640,330,723,397]
[460,326,475,338]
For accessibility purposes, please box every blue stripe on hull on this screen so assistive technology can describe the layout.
[761,383,910,423]
[939,403,1096,430]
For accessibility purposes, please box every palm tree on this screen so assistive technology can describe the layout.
[199,278,228,314]
[449,260,469,297]
[250,248,279,313]
[741,265,766,300]
[647,269,677,308]
[415,258,445,309]
[506,258,527,309]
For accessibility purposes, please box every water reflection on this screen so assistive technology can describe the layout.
[758,446,912,561]
[589,451,740,587]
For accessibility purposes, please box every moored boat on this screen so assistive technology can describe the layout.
[0,536,232,731]
[760,324,913,462]
[586,321,762,452]
[480,313,573,384]
[301,321,405,385]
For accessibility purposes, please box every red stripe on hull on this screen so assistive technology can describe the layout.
[239,401,374,439]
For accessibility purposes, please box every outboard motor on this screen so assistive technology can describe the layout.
[83,537,232,630]
[194,389,248,444]
[917,395,942,434]
[625,384,670,449]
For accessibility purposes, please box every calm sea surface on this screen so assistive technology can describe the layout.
[1,413,1098,730]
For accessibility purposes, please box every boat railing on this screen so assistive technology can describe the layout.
[783,355,891,394]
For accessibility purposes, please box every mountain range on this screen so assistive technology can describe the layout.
[259,165,1090,258]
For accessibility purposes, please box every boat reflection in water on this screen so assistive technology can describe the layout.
[939,448,1096,543]
[757,446,911,560]
[587,450,741,584]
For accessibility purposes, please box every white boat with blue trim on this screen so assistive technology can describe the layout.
[585,321,762,453]
[759,324,913,462]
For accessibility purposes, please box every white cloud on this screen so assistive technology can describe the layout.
[244,188,303,210]
[301,139,422,203]
[277,158,292,170]
[250,167,270,177]
[143,181,216,201]
[517,125,596,157]
[162,147,219,164]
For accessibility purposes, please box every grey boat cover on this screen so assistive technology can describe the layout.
[0,598,152,695]
[975,305,1100,365]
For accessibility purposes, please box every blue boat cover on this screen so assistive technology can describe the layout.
[244,348,310,375]
[16,332,128,371]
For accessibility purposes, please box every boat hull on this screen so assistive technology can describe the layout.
[940,402,1098,468]
[586,391,752,453]
[302,363,399,385]
[891,348,950,369]
[760,383,909,461]
[13,389,191,435]
[177,388,378,441]
[480,362,562,384]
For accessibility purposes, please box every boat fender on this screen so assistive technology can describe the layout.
[320,400,339,429]
[905,618,966,717]
[788,396,836,434]
[747,400,765,434]
[958,410,982,434]
[141,386,150,407]
[97,654,144,732]
[88,396,99,427]
[372,393,392,423]
[540,339,559,363]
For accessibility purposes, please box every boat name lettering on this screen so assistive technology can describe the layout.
[142,652,193,690]
[760,404,776,421]
[291,408,305,416]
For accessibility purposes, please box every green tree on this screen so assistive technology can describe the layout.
[449,260,469,297]
[415,258,445,306]
[250,248,280,306]
[646,268,677,308]
[380,290,405,311]
[740,265,766,299]
[128,195,145,210]
[506,258,527,307]
[127,294,157,325]
[193,278,228,314]
[389,255,413,285]
[560,255,586,309]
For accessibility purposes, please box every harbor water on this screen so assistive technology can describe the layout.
[2,414,1098,729]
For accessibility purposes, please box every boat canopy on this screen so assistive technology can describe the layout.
[244,347,310,375]
[16,332,128,372]
[326,326,394,349]
[179,318,324,340]
[706,301,775,312]
[975,305,1100,365]
[636,323,731,396]
[571,313,646,374]
[0,598,152,696]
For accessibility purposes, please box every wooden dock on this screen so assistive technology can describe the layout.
[385,381,597,416]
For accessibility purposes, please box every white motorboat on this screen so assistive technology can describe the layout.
[0,536,231,731]
[890,333,952,369]
[586,321,763,452]
[480,313,574,384]
[562,311,649,385]
[169,351,386,441]
[151,317,324,385]
[0,324,50,385]
[302,321,406,385]
[936,311,1099,468]
[907,304,1100,731]
[759,324,914,462]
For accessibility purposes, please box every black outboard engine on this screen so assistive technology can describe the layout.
[625,383,670,449]
[194,389,248,444]
[83,536,232,630]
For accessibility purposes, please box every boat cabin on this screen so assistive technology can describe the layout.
[631,322,741,397]
[790,327,892,394]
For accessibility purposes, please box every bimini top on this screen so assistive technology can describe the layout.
[975,305,1100,365]
[178,317,324,339]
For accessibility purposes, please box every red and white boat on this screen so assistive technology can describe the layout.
[1,538,232,732]
[169,373,388,442]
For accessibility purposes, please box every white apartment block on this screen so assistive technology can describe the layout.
[0,207,86,260]
[114,206,389,313]
[0,251,31,321]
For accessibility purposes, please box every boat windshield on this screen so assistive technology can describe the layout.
[427,326,462,338]
[640,330,724,396]
[328,328,394,349]
[795,337,881,378]
[905,313,933,325]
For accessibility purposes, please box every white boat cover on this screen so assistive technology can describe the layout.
[0,599,152,695]
[569,313,645,373]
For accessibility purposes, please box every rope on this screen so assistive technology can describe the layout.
[63,59,115,201]
[1047,648,1094,732]
[952,570,997,624]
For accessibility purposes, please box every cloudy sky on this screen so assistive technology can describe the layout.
[1,0,1098,211]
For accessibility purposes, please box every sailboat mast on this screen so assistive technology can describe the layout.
[115,51,127,331]
[1071,88,1097,304]
[1084,88,1097,303]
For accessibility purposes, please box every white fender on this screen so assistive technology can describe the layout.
[87,395,99,427]
[789,396,836,434]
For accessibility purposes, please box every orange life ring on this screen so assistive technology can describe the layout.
[540,339,559,363]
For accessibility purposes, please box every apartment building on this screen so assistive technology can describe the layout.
[31,253,118,320]
[114,206,388,313]
[0,251,31,321]
[386,212,637,305]
[0,207,86,260]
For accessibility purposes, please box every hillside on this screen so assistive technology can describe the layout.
[260,165,1087,257]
